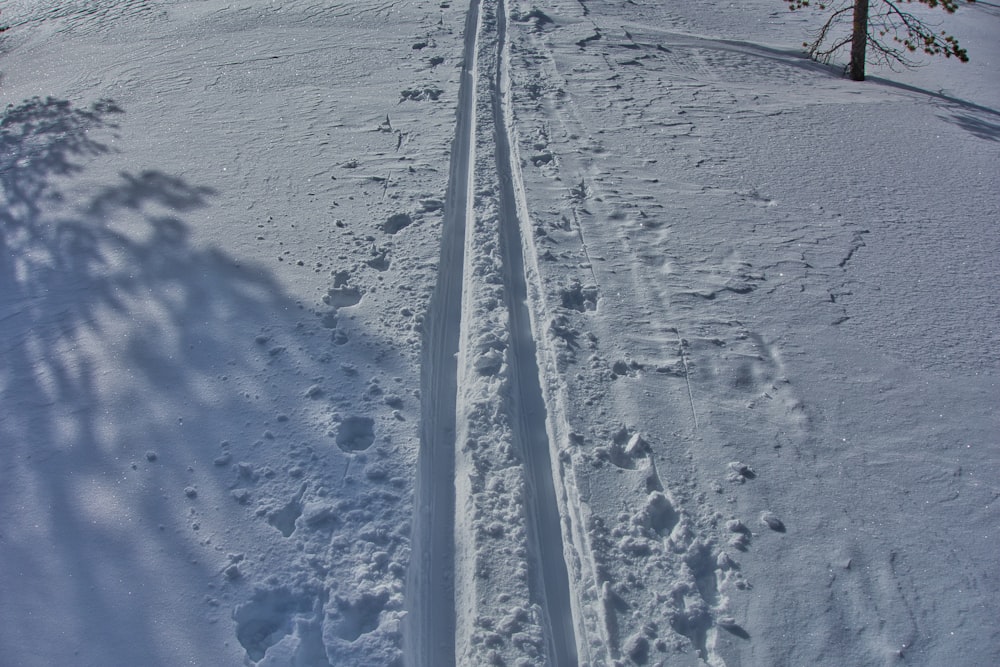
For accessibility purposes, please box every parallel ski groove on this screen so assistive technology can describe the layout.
[405,0,481,664]
[409,0,582,663]
[494,1,580,664]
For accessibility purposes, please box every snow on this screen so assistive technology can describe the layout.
[1,0,997,665]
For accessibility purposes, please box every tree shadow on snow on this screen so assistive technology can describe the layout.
[708,39,1000,143]
[712,38,1000,144]
[864,76,1000,142]
[945,112,1000,142]
[0,97,355,664]
[713,38,845,78]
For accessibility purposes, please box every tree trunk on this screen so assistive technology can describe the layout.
[849,0,869,81]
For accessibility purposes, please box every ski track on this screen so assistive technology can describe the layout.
[405,0,482,663]
[494,0,580,664]
[408,0,581,664]
[495,3,768,663]
[5,1,998,666]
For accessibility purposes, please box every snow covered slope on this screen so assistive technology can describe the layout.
[1,0,997,666]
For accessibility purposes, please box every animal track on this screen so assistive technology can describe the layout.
[323,285,363,309]
[400,87,444,101]
[560,278,598,311]
[594,427,650,470]
[234,587,323,662]
[383,212,414,234]
[639,491,679,537]
[329,590,389,641]
[267,483,307,537]
[334,416,375,452]
[319,281,363,332]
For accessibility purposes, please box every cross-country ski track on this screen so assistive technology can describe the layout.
[404,0,477,662]
[3,0,997,665]
[407,0,581,664]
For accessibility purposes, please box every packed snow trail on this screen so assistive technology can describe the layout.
[405,0,481,664]
[493,0,578,663]
[407,0,581,664]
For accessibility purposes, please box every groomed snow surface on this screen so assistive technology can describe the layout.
[1,0,997,665]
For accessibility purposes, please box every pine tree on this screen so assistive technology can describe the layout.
[784,0,974,81]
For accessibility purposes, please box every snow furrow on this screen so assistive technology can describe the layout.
[405,0,481,664]
[407,0,586,663]
[493,1,580,664]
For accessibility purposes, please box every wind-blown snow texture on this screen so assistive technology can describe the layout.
[1,1,997,666]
